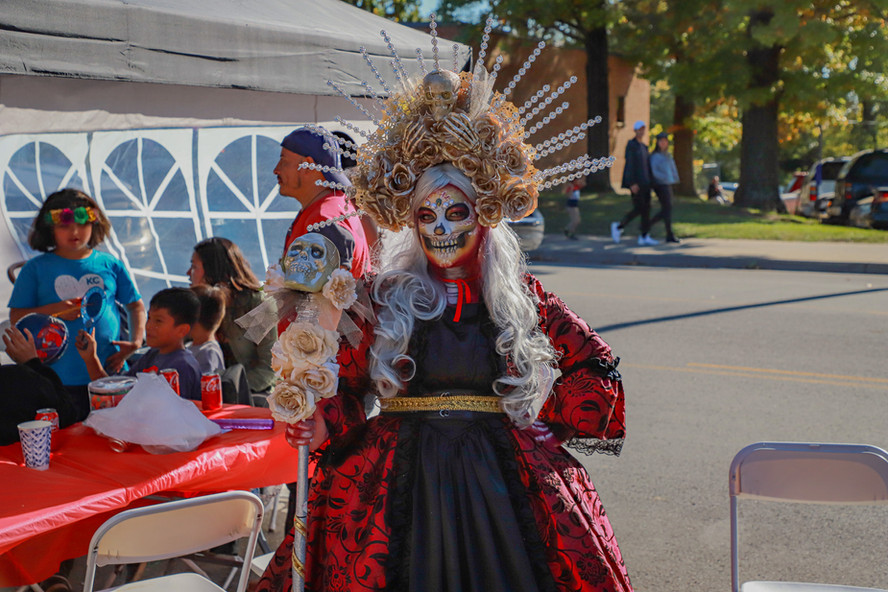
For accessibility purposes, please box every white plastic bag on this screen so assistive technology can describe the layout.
[84,372,222,454]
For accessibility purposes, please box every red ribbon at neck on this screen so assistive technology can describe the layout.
[442,278,472,323]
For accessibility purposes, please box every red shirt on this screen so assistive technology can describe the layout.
[283,191,370,279]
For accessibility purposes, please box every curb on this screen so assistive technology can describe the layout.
[525,235,888,275]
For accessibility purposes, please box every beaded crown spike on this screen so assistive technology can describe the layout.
[307,14,615,232]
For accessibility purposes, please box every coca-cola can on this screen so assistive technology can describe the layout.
[35,408,59,432]
[160,368,180,396]
[201,372,222,411]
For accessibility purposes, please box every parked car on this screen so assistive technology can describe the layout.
[783,171,807,196]
[505,209,545,251]
[781,171,808,214]
[829,149,888,224]
[796,157,850,219]
[870,187,888,229]
[720,181,738,194]
[848,187,888,229]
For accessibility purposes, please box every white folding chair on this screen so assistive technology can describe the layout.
[730,442,888,592]
[83,490,264,592]
[250,552,275,578]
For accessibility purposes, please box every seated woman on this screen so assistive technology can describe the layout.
[1,326,77,445]
[188,237,275,397]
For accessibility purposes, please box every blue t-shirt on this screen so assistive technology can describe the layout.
[187,341,225,375]
[8,251,141,386]
[127,348,202,401]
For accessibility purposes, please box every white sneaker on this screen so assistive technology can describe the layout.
[610,222,622,244]
[638,234,659,246]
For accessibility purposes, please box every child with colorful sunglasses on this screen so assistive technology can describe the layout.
[8,189,145,420]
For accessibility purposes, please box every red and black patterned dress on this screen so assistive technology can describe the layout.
[257,274,632,592]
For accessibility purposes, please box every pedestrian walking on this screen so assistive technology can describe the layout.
[612,120,657,245]
[649,131,681,243]
[562,178,585,239]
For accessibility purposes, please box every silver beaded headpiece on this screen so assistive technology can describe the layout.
[300,15,614,231]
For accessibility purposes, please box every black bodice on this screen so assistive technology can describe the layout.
[407,302,504,395]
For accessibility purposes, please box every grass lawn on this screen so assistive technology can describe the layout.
[537,190,888,243]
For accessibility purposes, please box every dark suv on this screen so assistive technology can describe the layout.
[829,149,888,224]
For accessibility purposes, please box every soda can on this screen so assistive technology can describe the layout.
[201,372,222,411]
[160,368,180,396]
[35,408,59,432]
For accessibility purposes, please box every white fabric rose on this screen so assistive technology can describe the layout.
[271,340,308,380]
[292,360,339,399]
[268,381,316,424]
[274,321,339,380]
[321,269,358,310]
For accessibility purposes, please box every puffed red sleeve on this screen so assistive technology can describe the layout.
[315,292,375,452]
[529,275,626,456]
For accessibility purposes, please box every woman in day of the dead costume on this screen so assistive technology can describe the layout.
[257,58,632,592]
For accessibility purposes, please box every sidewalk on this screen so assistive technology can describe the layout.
[528,234,888,275]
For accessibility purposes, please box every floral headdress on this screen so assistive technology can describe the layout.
[300,17,615,231]
[44,206,97,226]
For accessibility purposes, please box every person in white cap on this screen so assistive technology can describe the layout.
[612,120,657,245]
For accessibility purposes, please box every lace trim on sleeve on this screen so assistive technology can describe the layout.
[565,436,624,457]
[563,356,622,381]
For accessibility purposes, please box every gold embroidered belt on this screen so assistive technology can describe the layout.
[378,392,503,414]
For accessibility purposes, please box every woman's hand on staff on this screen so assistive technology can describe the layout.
[285,406,328,451]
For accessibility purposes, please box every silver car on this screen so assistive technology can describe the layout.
[505,209,545,251]
[797,157,850,219]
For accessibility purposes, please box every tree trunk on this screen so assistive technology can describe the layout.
[735,101,782,210]
[584,25,611,192]
[672,94,696,196]
[734,9,784,212]
[862,100,877,149]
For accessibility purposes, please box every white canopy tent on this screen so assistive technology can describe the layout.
[0,0,470,313]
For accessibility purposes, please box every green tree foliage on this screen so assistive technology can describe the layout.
[342,0,423,22]
[619,0,888,210]
[618,0,734,196]
[439,0,619,191]
[728,1,888,210]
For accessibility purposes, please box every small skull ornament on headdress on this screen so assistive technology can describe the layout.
[281,233,341,292]
[422,70,461,121]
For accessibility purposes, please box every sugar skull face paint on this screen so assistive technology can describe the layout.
[414,185,484,270]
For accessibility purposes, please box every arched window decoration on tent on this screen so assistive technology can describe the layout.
[197,129,297,277]
[90,130,200,300]
[0,126,304,302]
[0,136,127,266]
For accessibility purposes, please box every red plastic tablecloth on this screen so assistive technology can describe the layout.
[0,405,298,586]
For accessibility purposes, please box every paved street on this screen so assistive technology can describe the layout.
[530,262,888,592]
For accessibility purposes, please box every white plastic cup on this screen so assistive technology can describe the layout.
[18,420,52,470]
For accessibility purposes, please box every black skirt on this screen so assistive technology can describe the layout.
[386,413,558,592]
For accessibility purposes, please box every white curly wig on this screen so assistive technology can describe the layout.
[369,164,559,427]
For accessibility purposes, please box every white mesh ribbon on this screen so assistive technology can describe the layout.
[336,280,375,348]
[235,280,375,347]
[236,289,299,345]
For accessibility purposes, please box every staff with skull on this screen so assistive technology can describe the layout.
[269,127,371,590]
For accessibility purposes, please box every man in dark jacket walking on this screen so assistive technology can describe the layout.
[612,120,658,245]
